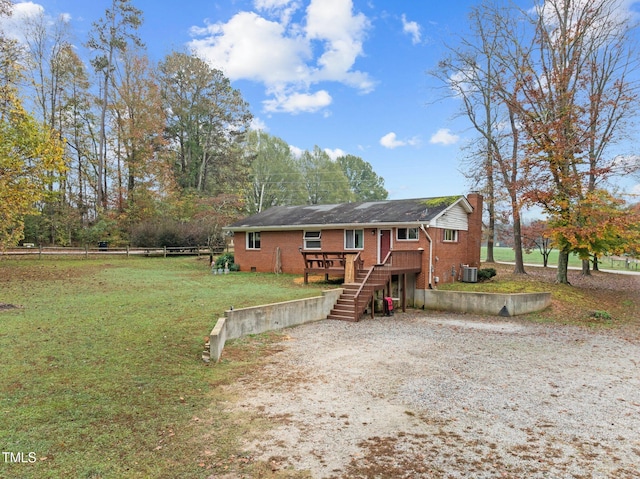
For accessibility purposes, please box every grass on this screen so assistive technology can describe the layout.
[439,262,639,329]
[0,257,329,478]
[1,256,637,478]
[483,246,639,272]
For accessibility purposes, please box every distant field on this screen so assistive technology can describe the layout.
[482,246,639,272]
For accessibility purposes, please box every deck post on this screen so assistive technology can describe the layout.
[402,274,407,312]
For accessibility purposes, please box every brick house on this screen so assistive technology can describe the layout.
[224,193,483,320]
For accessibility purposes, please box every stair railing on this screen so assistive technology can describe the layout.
[352,251,393,321]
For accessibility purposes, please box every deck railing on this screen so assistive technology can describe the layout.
[387,250,423,272]
[350,250,423,321]
[353,252,393,321]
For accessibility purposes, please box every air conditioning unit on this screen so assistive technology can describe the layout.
[462,266,478,283]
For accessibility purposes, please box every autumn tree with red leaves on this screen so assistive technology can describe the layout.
[440,0,640,283]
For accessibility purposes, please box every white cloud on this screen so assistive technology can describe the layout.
[0,2,71,45]
[0,1,43,41]
[189,12,311,86]
[249,117,269,131]
[380,132,404,149]
[401,14,421,44]
[305,0,373,90]
[612,154,640,174]
[631,183,640,195]
[324,148,346,160]
[253,0,301,24]
[380,132,420,149]
[289,145,304,158]
[188,0,373,115]
[263,89,332,113]
[429,128,459,146]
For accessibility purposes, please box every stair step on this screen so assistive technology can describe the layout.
[327,313,358,322]
[337,301,355,307]
[332,305,355,313]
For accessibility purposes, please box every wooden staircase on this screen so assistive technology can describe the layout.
[327,268,372,321]
[327,254,393,322]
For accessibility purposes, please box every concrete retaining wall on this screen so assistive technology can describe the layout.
[420,290,551,316]
[209,289,342,363]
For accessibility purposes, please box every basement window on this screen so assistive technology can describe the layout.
[443,229,458,243]
[397,227,419,241]
[344,229,364,249]
[247,231,261,250]
[303,231,321,250]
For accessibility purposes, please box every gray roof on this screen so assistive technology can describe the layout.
[225,196,472,230]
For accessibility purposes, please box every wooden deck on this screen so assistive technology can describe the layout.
[301,251,350,283]
[323,250,424,321]
[301,250,422,284]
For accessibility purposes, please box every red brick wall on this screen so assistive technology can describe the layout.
[430,228,470,284]
[234,230,305,274]
[425,194,484,286]
[234,228,382,274]
[232,194,483,286]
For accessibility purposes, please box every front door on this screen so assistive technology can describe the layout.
[379,229,391,263]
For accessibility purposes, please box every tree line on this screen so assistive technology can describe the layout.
[434,0,640,283]
[0,0,387,251]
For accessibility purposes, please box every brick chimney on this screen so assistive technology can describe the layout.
[466,192,484,267]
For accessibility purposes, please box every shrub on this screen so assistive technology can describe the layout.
[590,310,612,320]
[130,219,217,247]
[214,252,238,271]
[478,267,497,282]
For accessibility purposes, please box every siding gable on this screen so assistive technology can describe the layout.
[434,203,469,231]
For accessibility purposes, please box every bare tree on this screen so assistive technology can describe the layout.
[434,1,528,274]
[86,0,143,210]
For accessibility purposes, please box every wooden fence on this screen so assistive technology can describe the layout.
[0,245,227,258]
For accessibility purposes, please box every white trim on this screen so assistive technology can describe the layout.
[246,231,261,250]
[443,229,459,242]
[344,229,364,250]
[303,230,322,250]
[396,227,419,241]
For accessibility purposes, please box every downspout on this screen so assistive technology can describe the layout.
[420,224,433,290]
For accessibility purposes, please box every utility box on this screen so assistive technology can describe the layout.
[462,266,478,283]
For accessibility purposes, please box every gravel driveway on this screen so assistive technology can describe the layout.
[224,312,640,478]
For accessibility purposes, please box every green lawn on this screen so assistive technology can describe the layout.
[482,246,639,272]
[0,257,328,478]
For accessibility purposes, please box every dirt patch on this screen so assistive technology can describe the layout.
[0,303,21,311]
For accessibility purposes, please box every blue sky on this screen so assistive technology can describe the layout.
[5,0,640,207]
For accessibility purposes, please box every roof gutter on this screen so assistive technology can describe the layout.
[420,224,433,289]
[223,221,428,232]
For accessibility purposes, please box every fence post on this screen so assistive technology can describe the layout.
[38,245,42,259]
[126,245,130,258]
[85,244,89,259]
[164,246,167,258]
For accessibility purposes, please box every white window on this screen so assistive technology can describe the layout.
[246,231,261,250]
[397,227,419,241]
[345,229,364,249]
[443,229,458,242]
[303,231,321,249]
